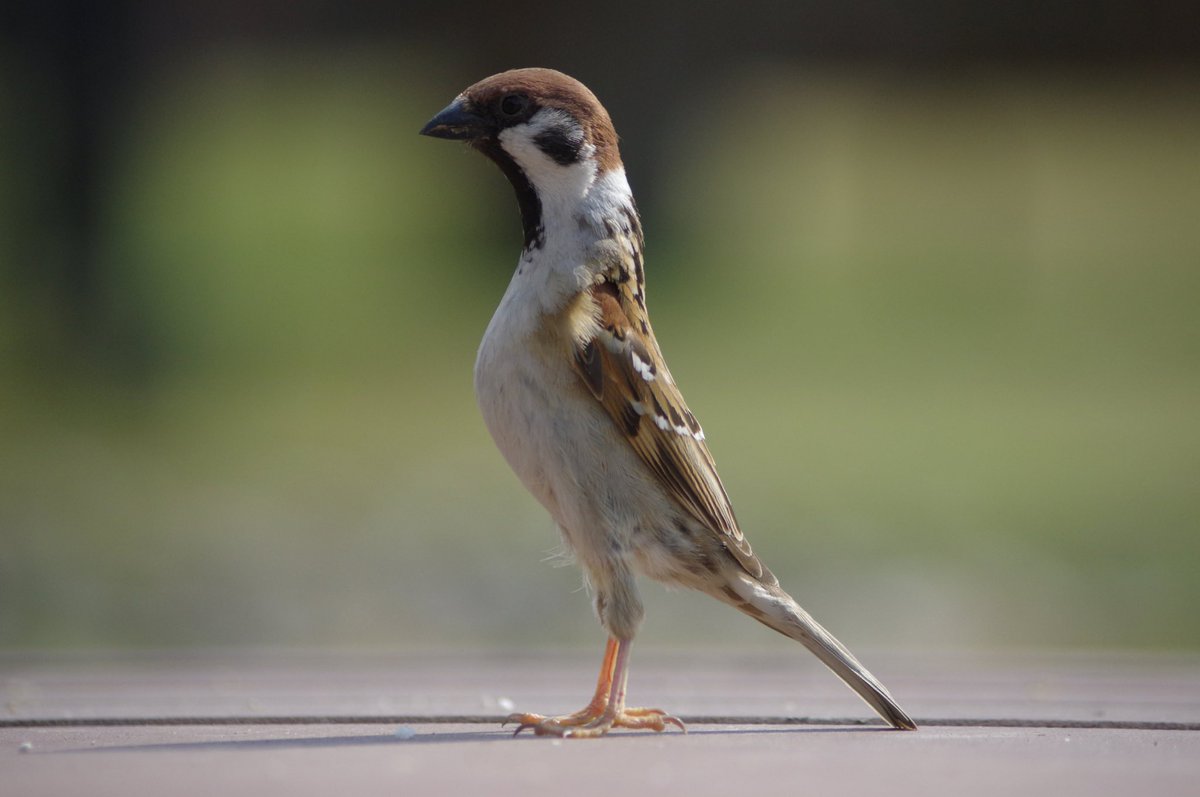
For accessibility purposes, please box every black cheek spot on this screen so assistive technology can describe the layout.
[533,125,585,166]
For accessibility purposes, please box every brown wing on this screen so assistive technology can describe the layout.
[572,281,770,581]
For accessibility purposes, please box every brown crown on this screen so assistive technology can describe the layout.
[463,68,623,173]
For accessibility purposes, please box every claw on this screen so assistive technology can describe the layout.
[501,637,685,738]
[503,707,686,738]
[505,713,547,736]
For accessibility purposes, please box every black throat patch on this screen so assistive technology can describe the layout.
[476,139,545,251]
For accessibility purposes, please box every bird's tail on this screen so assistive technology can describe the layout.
[719,573,917,730]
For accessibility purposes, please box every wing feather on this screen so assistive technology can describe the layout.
[572,281,767,580]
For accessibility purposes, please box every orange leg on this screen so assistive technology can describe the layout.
[506,637,686,738]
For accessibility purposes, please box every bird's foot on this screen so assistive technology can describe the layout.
[505,706,686,738]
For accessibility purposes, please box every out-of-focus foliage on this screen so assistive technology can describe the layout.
[1,46,1197,651]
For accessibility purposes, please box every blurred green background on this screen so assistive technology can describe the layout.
[2,3,1198,653]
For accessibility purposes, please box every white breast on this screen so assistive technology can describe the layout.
[471,156,674,571]
[473,267,657,569]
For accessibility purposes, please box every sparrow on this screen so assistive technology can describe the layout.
[420,68,916,737]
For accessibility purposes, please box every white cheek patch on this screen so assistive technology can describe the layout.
[499,109,595,178]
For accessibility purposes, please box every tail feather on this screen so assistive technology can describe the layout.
[726,575,917,730]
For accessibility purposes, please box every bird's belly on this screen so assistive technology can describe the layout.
[473,341,575,521]
[474,326,675,571]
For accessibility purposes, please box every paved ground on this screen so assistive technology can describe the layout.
[3,650,1199,796]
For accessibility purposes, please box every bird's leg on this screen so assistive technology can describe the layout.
[506,637,685,738]
[506,637,617,733]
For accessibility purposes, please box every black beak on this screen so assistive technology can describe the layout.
[420,97,488,140]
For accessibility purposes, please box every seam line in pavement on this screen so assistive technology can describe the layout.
[2,716,1196,731]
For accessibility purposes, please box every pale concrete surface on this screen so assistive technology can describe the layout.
[6,723,1200,797]
[3,650,1199,796]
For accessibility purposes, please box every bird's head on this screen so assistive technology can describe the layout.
[421,68,625,250]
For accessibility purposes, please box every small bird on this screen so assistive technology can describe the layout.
[421,68,916,737]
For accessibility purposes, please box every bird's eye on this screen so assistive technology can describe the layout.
[499,94,529,119]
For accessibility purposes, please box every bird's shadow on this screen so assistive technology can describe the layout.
[54,724,876,754]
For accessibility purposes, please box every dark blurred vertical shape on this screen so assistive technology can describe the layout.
[4,0,143,377]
